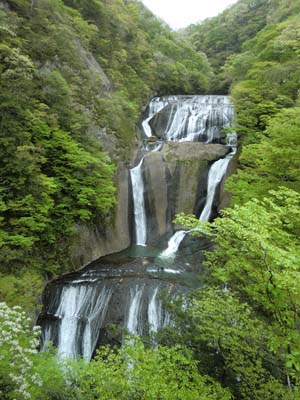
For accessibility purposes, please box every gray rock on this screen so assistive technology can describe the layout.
[69,168,131,269]
[142,142,230,236]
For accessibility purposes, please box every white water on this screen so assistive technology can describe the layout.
[41,95,236,358]
[55,285,112,360]
[130,158,147,246]
[159,134,236,258]
[199,151,234,222]
[159,230,188,259]
[142,99,167,138]
[82,287,112,360]
[148,287,172,333]
[41,324,53,351]
[126,285,144,334]
[148,287,162,333]
[226,132,237,147]
[161,95,233,142]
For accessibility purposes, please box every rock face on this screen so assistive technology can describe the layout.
[141,142,230,241]
[162,142,230,216]
[69,168,131,270]
[142,152,172,243]
[68,142,231,268]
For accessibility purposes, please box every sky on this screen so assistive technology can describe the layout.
[141,0,238,30]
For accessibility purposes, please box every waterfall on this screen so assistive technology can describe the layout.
[142,98,167,138]
[159,230,188,259]
[126,285,145,334]
[40,95,237,359]
[158,151,232,258]
[82,287,112,360]
[159,95,234,142]
[45,284,112,360]
[159,141,235,258]
[148,287,162,333]
[41,324,53,351]
[126,285,172,336]
[130,158,147,246]
[226,132,237,147]
[148,287,171,333]
[199,150,235,222]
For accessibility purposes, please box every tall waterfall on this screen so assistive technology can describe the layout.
[130,158,147,246]
[40,95,236,359]
[131,95,234,247]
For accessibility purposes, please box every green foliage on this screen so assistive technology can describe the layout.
[204,189,300,372]
[0,271,43,315]
[0,104,115,277]
[193,2,300,206]
[228,15,300,144]
[0,302,82,400]
[177,2,300,397]
[0,304,231,400]
[185,0,271,92]
[0,302,42,400]
[186,289,286,399]
[185,0,300,92]
[226,107,300,203]
[177,189,300,389]
[0,0,212,311]
[78,337,230,400]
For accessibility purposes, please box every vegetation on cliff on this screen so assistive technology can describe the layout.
[0,0,211,309]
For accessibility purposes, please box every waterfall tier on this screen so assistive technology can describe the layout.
[130,158,147,246]
[39,253,182,359]
[144,95,234,143]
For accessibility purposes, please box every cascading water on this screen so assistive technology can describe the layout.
[148,287,171,333]
[42,283,112,360]
[142,98,167,138]
[130,158,147,246]
[126,285,172,335]
[126,285,145,335]
[148,287,162,333]
[145,95,234,143]
[40,95,237,359]
[159,230,188,259]
[199,150,234,222]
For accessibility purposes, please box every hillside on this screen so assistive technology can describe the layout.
[184,0,300,203]
[1,0,300,398]
[185,0,300,92]
[0,0,213,307]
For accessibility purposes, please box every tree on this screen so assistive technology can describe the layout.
[226,108,300,204]
[203,188,300,387]
[0,302,42,400]
[78,337,230,400]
